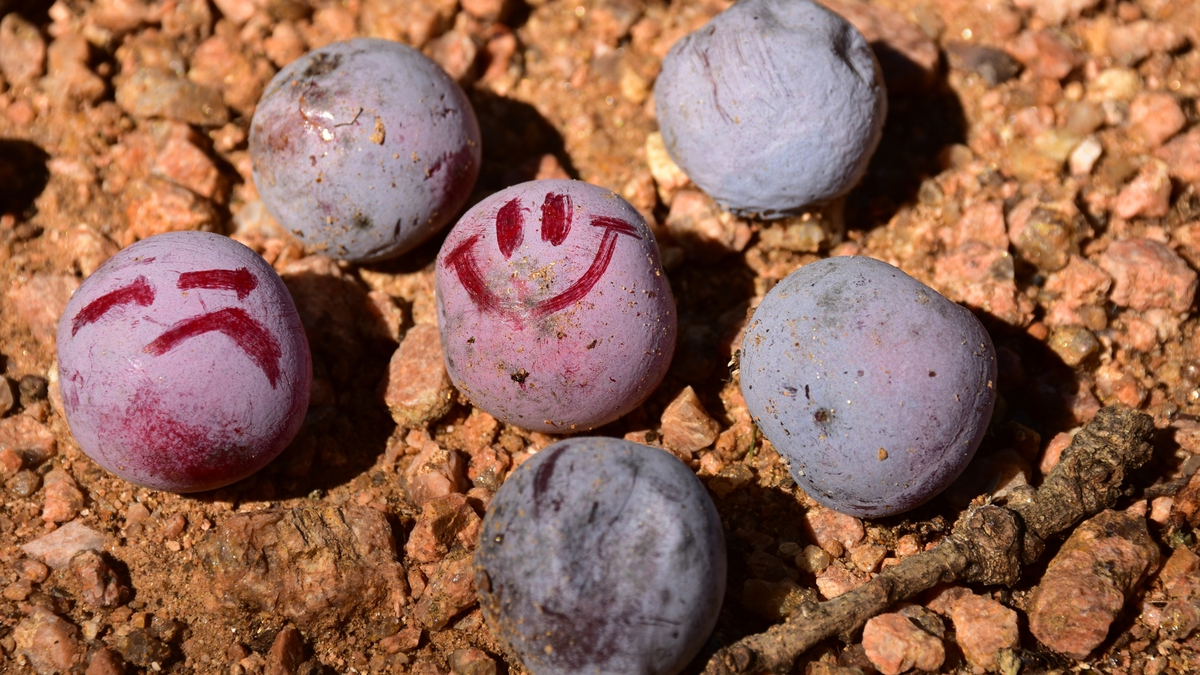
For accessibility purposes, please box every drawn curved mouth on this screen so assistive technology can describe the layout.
[443,192,642,322]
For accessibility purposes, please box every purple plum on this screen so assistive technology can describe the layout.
[435,179,676,433]
[56,231,312,493]
[654,0,887,218]
[250,38,481,263]
[475,437,726,675]
[740,256,997,517]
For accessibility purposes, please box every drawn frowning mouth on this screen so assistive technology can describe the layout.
[443,192,642,322]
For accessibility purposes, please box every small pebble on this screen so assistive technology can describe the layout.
[14,608,84,673]
[379,626,423,654]
[660,385,721,456]
[0,377,13,416]
[21,520,106,569]
[404,493,482,564]
[815,564,868,600]
[862,613,944,675]
[644,132,691,203]
[1027,510,1160,658]
[412,555,477,630]
[42,468,85,523]
[1098,238,1197,313]
[115,68,230,126]
[383,324,455,428]
[8,469,41,497]
[71,549,127,608]
[267,625,306,675]
[1069,136,1103,176]
[1048,325,1100,367]
[18,372,51,398]
[949,595,1020,672]
[5,273,79,350]
[1115,159,1172,219]
[665,190,753,263]
[86,647,126,675]
[802,507,866,553]
[405,440,470,507]
[796,544,833,574]
[0,14,46,87]
[115,628,172,668]
[1128,92,1186,149]
[945,42,1020,85]
[1156,127,1200,185]
[450,648,498,675]
[849,542,887,574]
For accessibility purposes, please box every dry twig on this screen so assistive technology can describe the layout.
[703,406,1155,675]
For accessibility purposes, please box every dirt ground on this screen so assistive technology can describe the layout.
[2,0,1200,673]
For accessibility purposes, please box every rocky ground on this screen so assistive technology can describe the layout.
[2,0,1200,673]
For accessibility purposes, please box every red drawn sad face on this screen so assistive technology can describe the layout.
[435,180,677,433]
[56,232,312,493]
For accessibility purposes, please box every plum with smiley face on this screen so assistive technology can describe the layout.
[436,180,677,432]
[56,231,312,493]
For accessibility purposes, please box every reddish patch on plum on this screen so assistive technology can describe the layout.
[71,276,155,336]
[178,267,258,300]
[119,385,251,491]
[144,307,284,387]
[540,193,572,245]
[496,198,524,259]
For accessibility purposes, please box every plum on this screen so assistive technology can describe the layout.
[56,231,312,493]
[435,179,676,433]
[250,38,481,263]
[475,437,726,675]
[654,0,886,219]
[740,256,996,517]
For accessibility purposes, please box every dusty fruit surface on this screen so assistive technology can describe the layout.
[3,0,1200,673]
[475,437,725,675]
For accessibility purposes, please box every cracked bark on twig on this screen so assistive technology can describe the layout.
[703,406,1155,675]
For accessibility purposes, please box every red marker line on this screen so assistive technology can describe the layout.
[540,192,572,246]
[144,307,283,388]
[532,217,641,318]
[178,268,258,300]
[445,234,505,315]
[496,198,524,259]
[72,276,155,336]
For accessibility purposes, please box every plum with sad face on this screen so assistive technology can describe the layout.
[435,180,677,432]
[56,231,312,493]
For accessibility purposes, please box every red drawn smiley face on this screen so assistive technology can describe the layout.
[435,180,677,433]
[57,232,312,493]
[443,190,644,323]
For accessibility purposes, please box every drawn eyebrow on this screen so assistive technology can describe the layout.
[72,276,156,336]
[177,268,258,300]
